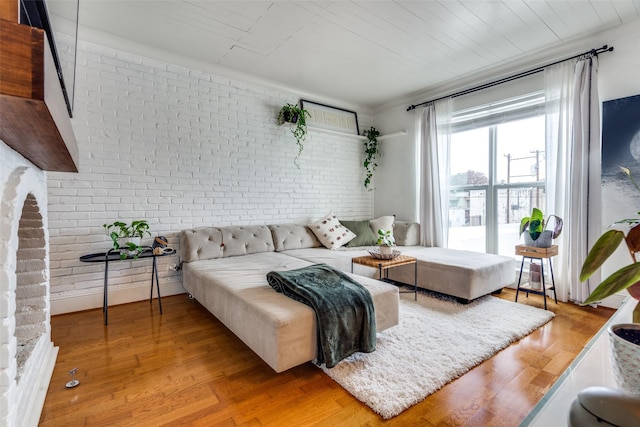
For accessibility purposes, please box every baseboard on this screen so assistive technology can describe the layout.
[596,293,626,309]
[26,344,58,427]
[51,281,186,315]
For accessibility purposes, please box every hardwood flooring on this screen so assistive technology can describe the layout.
[40,288,613,426]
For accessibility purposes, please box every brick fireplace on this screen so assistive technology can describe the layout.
[0,141,59,426]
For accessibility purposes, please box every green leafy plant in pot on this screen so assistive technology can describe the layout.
[103,220,151,260]
[376,228,395,256]
[363,127,380,191]
[519,207,563,248]
[277,102,311,168]
[580,167,640,395]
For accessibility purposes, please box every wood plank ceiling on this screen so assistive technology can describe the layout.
[67,0,640,108]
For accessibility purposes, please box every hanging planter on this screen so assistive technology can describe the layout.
[277,103,311,168]
[363,127,380,190]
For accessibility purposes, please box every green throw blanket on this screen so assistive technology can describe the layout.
[266,263,376,368]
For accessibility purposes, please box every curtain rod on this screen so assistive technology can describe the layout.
[406,44,613,112]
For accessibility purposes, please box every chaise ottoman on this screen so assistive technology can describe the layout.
[385,246,515,302]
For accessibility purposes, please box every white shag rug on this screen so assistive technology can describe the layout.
[320,292,555,419]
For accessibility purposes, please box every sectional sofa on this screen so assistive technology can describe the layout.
[179,219,515,372]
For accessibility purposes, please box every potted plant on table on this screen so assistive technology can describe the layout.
[103,220,151,260]
[376,228,395,256]
[277,102,311,168]
[580,166,640,395]
[519,207,563,248]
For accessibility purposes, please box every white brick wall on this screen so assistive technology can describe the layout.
[47,40,374,313]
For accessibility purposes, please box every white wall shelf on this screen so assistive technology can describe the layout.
[377,129,407,141]
[307,126,366,140]
[305,126,407,141]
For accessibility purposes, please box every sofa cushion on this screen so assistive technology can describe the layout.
[221,225,274,257]
[180,227,224,262]
[281,247,378,279]
[268,224,321,251]
[310,212,356,249]
[370,215,395,236]
[394,221,420,246]
[341,220,378,247]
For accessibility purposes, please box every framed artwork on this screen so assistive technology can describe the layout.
[300,99,360,135]
[601,93,640,226]
[602,94,640,177]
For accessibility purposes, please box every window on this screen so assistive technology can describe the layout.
[447,93,546,257]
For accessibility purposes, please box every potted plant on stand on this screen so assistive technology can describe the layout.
[580,167,640,396]
[376,228,395,256]
[277,102,311,168]
[519,207,563,248]
[103,219,151,260]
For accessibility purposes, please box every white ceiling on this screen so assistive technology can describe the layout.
[70,1,640,109]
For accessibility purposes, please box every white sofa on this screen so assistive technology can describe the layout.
[179,221,515,372]
[180,224,400,373]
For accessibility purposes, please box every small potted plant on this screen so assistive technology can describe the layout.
[519,207,563,248]
[277,102,311,168]
[376,228,395,256]
[103,220,151,260]
[363,127,380,191]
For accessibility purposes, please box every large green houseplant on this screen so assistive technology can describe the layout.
[103,219,151,259]
[277,102,311,168]
[519,207,563,247]
[580,167,640,395]
[580,167,640,322]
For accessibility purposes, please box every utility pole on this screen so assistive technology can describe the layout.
[533,150,540,207]
[504,153,511,223]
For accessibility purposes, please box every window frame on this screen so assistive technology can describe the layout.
[447,96,546,254]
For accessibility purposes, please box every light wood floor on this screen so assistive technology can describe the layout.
[40,288,613,426]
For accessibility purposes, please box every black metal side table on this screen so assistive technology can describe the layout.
[80,246,176,324]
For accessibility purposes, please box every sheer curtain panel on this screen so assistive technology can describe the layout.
[545,57,601,303]
[416,99,451,247]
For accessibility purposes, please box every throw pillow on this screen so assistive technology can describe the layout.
[370,215,395,238]
[341,220,378,247]
[310,212,356,249]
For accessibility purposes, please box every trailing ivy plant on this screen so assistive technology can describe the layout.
[363,126,380,190]
[278,103,311,168]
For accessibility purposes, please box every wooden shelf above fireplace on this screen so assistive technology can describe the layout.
[0,19,78,172]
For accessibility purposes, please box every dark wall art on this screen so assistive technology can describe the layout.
[602,93,640,176]
[601,93,640,225]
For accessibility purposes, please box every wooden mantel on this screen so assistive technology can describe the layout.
[0,18,78,172]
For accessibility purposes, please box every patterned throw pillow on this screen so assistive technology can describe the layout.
[310,212,356,249]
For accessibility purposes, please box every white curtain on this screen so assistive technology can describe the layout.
[545,57,601,303]
[416,99,452,247]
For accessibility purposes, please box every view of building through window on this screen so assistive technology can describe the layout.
[448,115,546,258]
